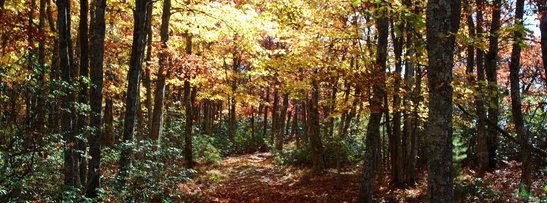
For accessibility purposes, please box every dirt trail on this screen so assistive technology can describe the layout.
[186,152,360,203]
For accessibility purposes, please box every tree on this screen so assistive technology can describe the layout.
[358,3,388,201]
[539,1,547,79]
[390,15,404,186]
[307,79,325,174]
[150,0,172,142]
[119,0,150,183]
[56,0,78,187]
[276,93,288,151]
[184,33,195,169]
[425,0,461,202]
[508,0,532,196]
[482,0,502,172]
[472,0,489,173]
[86,0,106,197]
[77,0,89,187]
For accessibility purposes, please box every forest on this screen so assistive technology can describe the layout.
[0,0,546,202]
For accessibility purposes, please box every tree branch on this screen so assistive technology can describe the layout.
[456,103,547,159]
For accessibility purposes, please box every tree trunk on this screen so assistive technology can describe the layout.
[143,0,154,129]
[285,110,292,137]
[150,0,171,142]
[540,1,547,80]
[509,0,532,195]
[358,10,388,202]
[302,101,308,145]
[227,57,239,141]
[328,84,337,137]
[402,31,416,184]
[276,93,288,151]
[184,33,195,169]
[390,18,404,186]
[119,0,149,183]
[263,87,270,137]
[184,83,196,168]
[103,98,114,146]
[77,0,90,188]
[308,81,325,174]
[271,89,279,144]
[85,0,106,197]
[425,0,460,202]
[36,0,47,132]
[483,0,502,171]
[57,0,78,187]
[291,105,299,147]
[473,0,489,175]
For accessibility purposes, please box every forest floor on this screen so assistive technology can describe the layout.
[177,152,547,203]
[178,152,430,203]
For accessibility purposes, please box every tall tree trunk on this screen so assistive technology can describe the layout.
[271,89,279,144]
[302,100,308,145]
[57,0,78,187]
[150,0,171,142]
[103,98,114,146]
[77,0,90,188]
[540,1,547,79]
[408,48,422,182]
[291,105,299,147]
[86,0,106,197]
[328,84,337,137]
[390,18,405,186]
[263,87,270,137]
[184,33,195,169]
[276,93,289,151]
[308,80,325,174]
[425,0,460,202]
[358,8,388,202]
[509,0,532,195]
[285,110,292,137]
[36,0,47,132]
[46,0,60,134]
[402,29,416,184]
[119,0,149,183]
[227,57,239,141]
[473,0,489,175]
[143,0,154,129]
[483,0,502,171]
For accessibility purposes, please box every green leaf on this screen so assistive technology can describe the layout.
[351,0,362,6]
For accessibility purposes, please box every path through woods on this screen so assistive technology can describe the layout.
[177,152,545,203]
[183,152,362,202]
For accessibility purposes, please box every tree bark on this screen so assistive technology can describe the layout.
[308,80,325,174]
[358,8,388,202]
[36,0,47,132]
[390,18,404,186]
[291,105,298,147]
[473,0,489,175]
[263,87,270,137]
[77,0,90,188]
[150,0,171,142]
[57,0,78,187]
[86,0,106,197]
[271,89,279,144]
[184,33,195,169]
[276,93,289,151]
[119,0,149,183]
[540,1,547,80]
[483,0,502,171]
[103,98,114,146]
[143,0,154,129]
[509,0,532,195]
[425,0,460,202]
